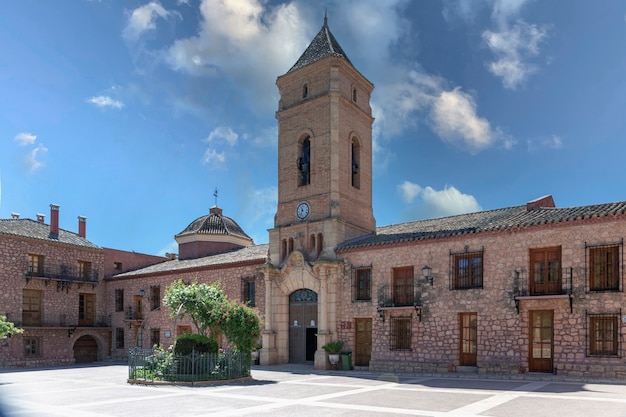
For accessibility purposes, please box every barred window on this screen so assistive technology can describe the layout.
[116,327,125,349]
[115,289,124,312]
[586,241,622,292]
[28,254,44,276]
[242,276,256,307]
[587,312,620,357]
[450,247,483,289]
[390,316,412,351]
[22,289,42,326]
[352,265,372,301]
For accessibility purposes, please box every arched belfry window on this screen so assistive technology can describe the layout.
[351,137,360,189]
[302,84,309,99]
[352,87,357,103]
[298,136,311,186]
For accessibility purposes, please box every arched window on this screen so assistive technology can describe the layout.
[281,239,287,262]
[288,237,294,255]
[298,136,311,186]
[351,138,360,189]
[302,84,309,99]
[316,233,323,258]
[352,87,357,102]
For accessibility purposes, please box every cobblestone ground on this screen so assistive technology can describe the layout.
[1,364,625,417]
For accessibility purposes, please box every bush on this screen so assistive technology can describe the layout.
[174,333,218,355]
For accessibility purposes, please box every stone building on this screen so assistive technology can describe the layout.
[1,18,624,378]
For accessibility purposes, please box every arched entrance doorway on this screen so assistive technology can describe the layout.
[289,289,318,363]
[73,335,98,363]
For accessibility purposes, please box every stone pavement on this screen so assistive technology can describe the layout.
[1,364,625,417]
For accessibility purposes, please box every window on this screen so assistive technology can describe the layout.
[351,138,360,189]
[150,286,160,311]
[298,137,311,186]
[151,329,160,348]
[587,242,621,292]
[22,289,42,326]
[115,289,124,312]
[529,247,561,295]
[24,337,41,357]
[78,261,92,281]
[79,293,95,326]
[587,313,620,356]
[28,254,44,276]
[177,325,192,336]
[392,266,414,306]
[390,316,411,350]
[352,86,357,102]
[114,262,123,271]
[302,84,308,98]
[242,277,256,307]
[116,327,125,349]
[352,265,372,301]
[450,247,484,289]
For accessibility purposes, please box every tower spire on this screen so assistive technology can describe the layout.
[324,9,328,27]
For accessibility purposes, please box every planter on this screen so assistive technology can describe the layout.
[251,350,259,361]
[328,353,340,365]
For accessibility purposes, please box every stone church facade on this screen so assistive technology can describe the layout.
[1,19,625,378]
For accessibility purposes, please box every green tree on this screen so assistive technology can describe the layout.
[0,315,23,339]
[163,280,261,352]
[163,280,228,337]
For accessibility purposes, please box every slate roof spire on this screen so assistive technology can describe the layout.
[287,13,352,73]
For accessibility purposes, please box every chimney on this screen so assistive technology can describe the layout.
[78,216,87,238]
[36,213,45,223]
[526,195,555,211]
[50,204,60,237]
[11,212,20,219]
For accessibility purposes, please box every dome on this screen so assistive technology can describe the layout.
[175,206,253,259]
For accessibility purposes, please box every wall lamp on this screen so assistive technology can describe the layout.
[139,289,145,297]
[422,265,433,286]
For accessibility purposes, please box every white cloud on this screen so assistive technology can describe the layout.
[14,132,37,146]
[165,0,310,112]
[527,134,563,151]
[398,181,422,203]
[88,95,125,109]
[430,87,495,153]
[157,240,178,257]
[123,1,174,41]
[202,148,226,166]
[400,181,482,219]
[242,186,277,242]
[25,144,48,173]
[206,126,238,146]
[483,20,548,89]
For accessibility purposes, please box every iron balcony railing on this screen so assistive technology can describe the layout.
[24,263,99,283]
[11,313,111,328]
[514,267,574,297]
[377,284,422,308]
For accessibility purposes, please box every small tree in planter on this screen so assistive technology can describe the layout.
[322,340,344,365]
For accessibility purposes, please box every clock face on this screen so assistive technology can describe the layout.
[296,202,309,219]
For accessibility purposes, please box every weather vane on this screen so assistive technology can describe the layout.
[213,187,219,207]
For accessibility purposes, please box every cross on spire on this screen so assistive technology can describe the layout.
[213,188,219,207]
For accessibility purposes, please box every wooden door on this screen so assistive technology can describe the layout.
[530,247,561,295]
[289,289,318,363]
[355,318,372,367]
[393,267,414,306]
[134,295,143,320]
[78,293,94,326]
[529,310,553,372]
[459,313,477,366]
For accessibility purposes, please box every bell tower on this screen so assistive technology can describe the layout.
[268,16,375,265]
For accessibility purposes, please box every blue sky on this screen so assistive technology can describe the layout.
[2,0,625,256]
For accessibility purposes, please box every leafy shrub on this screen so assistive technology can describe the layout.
[174,333,218,355]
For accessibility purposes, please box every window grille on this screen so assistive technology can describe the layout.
[390,316,412,351]
[585,310,621,357]
[351,264,372,301]
[585,239,623,292]
[116,327,125,349]
[115,289,124,312]
[241,276,256,307]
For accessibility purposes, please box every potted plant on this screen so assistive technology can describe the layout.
[322,340,344,365]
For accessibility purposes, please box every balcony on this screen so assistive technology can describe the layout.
[24,263,99,286]
[14,313,111,329]
[513,267,574,313]
[377,284,423,321]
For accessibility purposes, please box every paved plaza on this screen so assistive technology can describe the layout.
[0,364,625,417]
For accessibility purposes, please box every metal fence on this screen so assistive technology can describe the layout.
[128,348,251,383]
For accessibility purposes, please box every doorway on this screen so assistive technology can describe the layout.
[73,335,98,363]
[529,310,553,372]
[459,313,477,366]
[289,289,318,363]
[354,318,372,366]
